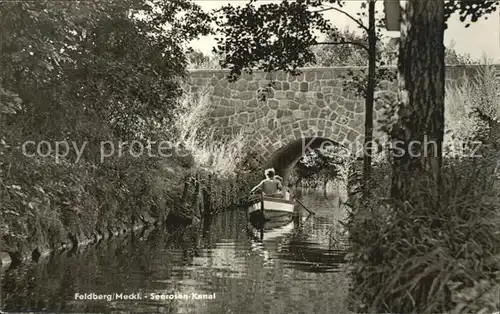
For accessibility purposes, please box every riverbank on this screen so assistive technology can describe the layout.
[1,193,351,314]
[0,150,256,270]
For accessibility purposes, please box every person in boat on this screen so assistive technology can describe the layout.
[249,168,283,197]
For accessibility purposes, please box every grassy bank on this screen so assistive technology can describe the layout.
[345,62,500,313]
[0,85,254,267]
[0,1,237,267]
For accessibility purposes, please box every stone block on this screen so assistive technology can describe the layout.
[324,127,333,139]
[311,81,322,92]
[316,100,326,108]
[226,107,235,115]
[221,98,230,107]
[344,100,356,112]
[293,110,304,119]
[321,86,333,94]
[338,116,349,125]
[267,119,277,130]
[236,80,248,91]
[305,71,316,82]
[310,107,320,119]
[239,91,253,100]
[318,119,326,130]
[262,106,270,116]
[332,123,341,135]
[300,82,309,92]
[289,101,300,110]
[247,81,259,91]
[354,101,364,113]
[238,113,248,124]
[281,115,294,123]
[277,109,284,118]
[332,87,343,95]
[268,99,279,109]
[325,80,336,87]
[213,85,224,97]
[294,129,302,139]
[300,120,308,131]
[347,130,359,142]
[211,107,226,117]
[248,99,258,108]
[322,71,335,80]
[274,91,286,99]
[276,71,287,81]
[258,79,272,87]
[319,109,329,119]
[265,72,276,80]
[336,106,346,117]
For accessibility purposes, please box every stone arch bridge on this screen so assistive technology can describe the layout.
[187,66,475,178]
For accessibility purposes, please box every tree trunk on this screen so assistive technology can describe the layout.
[390,0,445,201]
[362,0,377,201]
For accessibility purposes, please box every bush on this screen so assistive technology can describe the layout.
[345,158,500,313]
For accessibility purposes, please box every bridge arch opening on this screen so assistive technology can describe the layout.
[262,137,352,181]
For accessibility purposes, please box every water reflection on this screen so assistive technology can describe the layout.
[1,192,352,314]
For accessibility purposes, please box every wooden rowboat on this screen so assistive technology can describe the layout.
[247,194,297,222]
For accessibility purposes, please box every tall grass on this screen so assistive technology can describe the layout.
[346,59,500,313]
[444,57,500,157]
[174,86,247,177]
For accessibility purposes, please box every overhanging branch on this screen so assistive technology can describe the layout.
[314,41,369,52]
[312,6,368,32]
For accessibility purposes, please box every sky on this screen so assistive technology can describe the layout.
[190,0,500,62]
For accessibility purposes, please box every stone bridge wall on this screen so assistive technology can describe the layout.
[186,66,483,163]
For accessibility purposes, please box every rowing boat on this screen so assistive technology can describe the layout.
[247,194,297,222]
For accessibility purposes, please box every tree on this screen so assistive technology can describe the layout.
[187,49,222,69]
[445,40,478,65]
[388,0,499,200]
[214,0,391,197]
[0,0,212,160]
[311,28,368,66]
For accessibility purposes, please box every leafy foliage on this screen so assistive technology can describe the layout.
[310,28,369,67]
[0,0,214,252]
[292,144,352,187]
[444,0,500,28]
[0,0,212,147]
[187,50,223,69]
[214,0,344,81]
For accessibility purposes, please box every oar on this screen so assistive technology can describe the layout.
[295,198,316,215]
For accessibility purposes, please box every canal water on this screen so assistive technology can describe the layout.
[1,191,352,314]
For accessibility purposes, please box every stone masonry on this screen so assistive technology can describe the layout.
[186,66,481,164]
